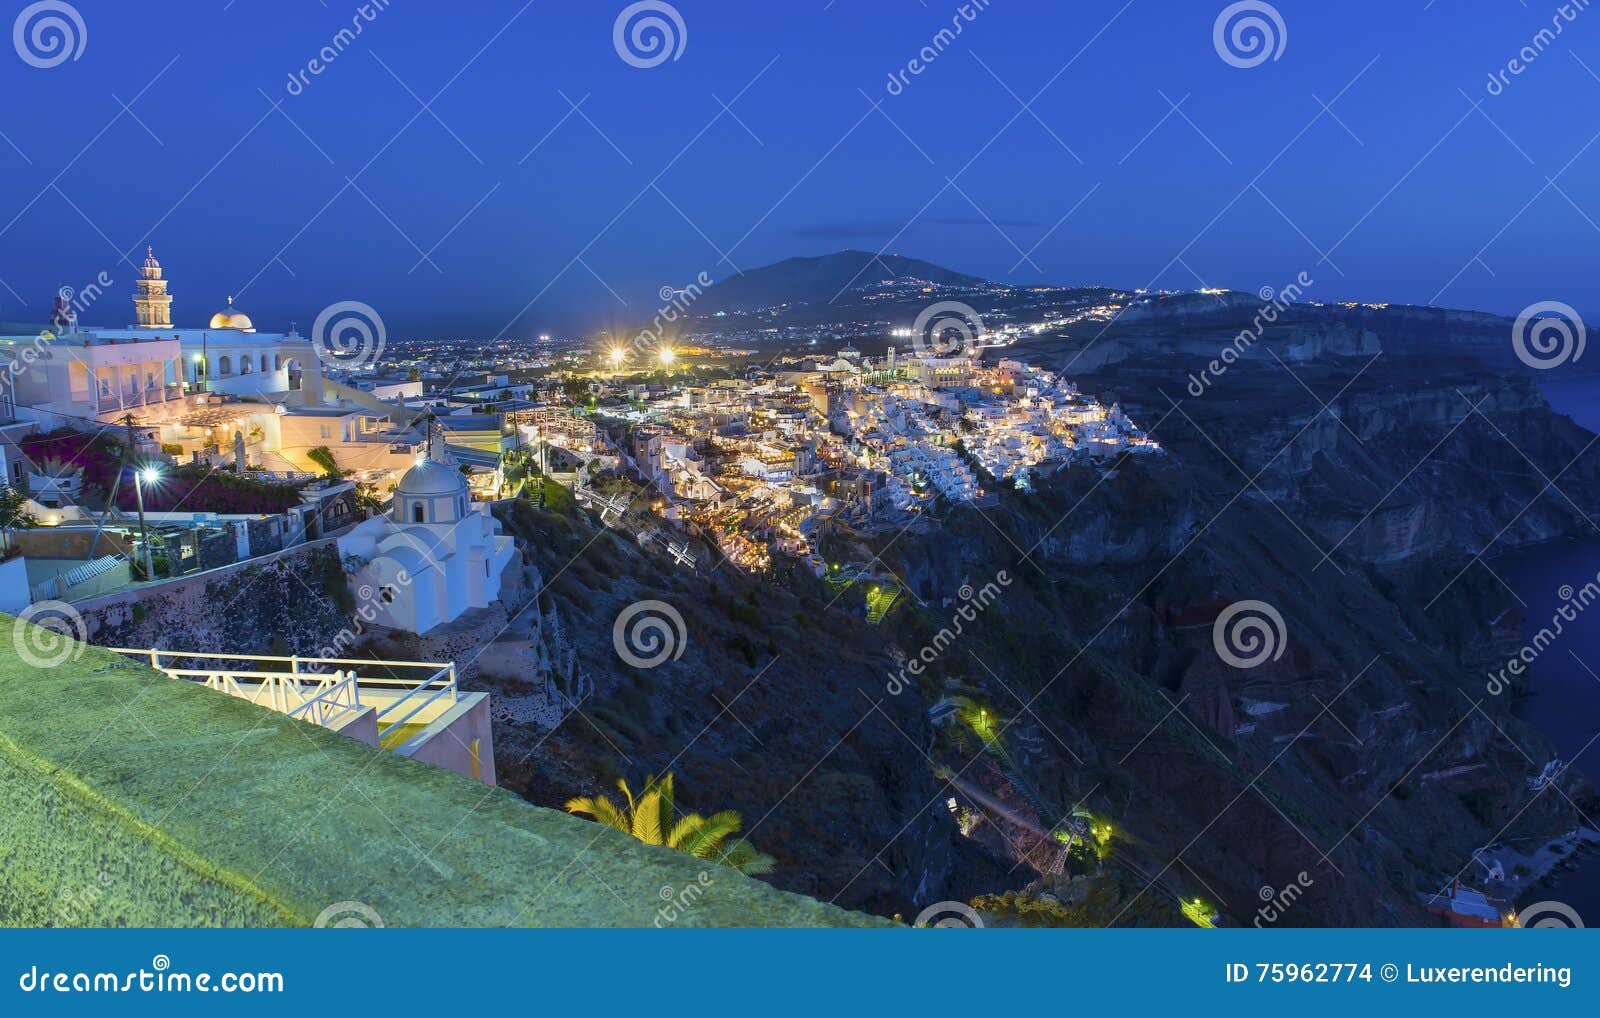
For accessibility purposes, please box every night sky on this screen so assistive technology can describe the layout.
[0,1,1595,338]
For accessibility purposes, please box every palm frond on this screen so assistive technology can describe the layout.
[679,810,742,860]
[717,839,776,875]
[565,794,630,834]
[630,786,667,845]
[665,813,704,851]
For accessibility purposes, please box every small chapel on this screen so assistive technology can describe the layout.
[337,424,517,634]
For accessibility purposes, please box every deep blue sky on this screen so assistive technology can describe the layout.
[0,0,1595,338]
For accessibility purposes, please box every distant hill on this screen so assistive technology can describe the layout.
[699,251,991,313]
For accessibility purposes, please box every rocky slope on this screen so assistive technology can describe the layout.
[483,297,1600,926]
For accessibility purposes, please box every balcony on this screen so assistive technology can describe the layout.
[108,648,493,783]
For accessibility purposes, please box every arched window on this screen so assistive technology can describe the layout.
[240,357,252,375]
[413,503,425,523]
[274,354,282,371]
[260,354,269,371]
[218,355,233,376]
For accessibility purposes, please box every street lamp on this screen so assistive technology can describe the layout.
[658,346,676,369]
[609,347,626,369]
[134,465,161,580]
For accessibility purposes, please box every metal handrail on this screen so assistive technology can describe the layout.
[373,665,458,737]
[285,674,364,725]
[109,647,453,671]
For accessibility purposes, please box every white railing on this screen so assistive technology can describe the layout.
[107,648,458,747]
[371,665,458,748]
[30,553,128,603]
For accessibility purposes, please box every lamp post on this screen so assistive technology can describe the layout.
[134,465,159,580]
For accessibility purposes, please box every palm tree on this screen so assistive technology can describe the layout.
[565,773,775,875]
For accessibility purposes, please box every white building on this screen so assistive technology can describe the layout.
[67,248,327,405]
[338,430,517,635]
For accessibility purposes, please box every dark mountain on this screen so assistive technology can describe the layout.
[701,250,992,313]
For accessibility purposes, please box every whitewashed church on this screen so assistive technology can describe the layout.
[338,427,516,634]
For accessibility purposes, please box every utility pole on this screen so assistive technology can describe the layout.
[125,415,155,581]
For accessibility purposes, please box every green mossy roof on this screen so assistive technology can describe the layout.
[0,615,888,927]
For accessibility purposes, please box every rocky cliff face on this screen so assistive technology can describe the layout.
[878,305,1600,925]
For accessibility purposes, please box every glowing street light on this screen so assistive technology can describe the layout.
[658,346,676,368]
[133,464,162,580]
[609,347,626,369]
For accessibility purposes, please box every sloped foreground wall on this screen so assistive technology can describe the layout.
[0,616,885,928]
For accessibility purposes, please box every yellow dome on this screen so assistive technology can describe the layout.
[209,296,254,331]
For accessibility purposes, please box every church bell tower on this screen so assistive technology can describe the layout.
[132,245,173,328]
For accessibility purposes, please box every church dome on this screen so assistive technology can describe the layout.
[209,295,255,331]
[392,427,470,526]
[396,456,467,498]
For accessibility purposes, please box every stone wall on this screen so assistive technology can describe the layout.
[73,540,352,658]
